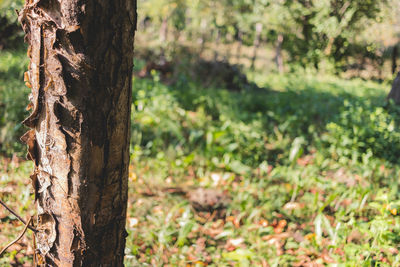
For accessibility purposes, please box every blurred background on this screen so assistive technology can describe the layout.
[1,0,400,155]
[133,0,400,80]
[2,0,400,266]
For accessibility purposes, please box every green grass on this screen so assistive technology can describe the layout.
[1,51,400,266]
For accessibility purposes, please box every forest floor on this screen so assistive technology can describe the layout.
[1,50,400,266]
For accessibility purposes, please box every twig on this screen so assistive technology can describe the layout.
[206,210,217,223]
[0,217,32,257]
[32,229,37,266]
[0,199,36,232]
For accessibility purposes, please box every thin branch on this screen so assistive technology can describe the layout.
[32,229,37,266]
[0,217,32,257]
[0,199,36,232]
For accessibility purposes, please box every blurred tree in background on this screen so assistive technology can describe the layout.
[282,0,386,68]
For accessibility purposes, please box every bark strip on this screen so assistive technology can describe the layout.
[19,0,137,265]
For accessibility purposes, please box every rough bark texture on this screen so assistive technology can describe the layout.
[388,72,400,105]
[18,0,136,265]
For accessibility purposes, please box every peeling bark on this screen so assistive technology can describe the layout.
[18,0,136,265]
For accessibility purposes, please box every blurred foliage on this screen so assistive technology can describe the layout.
[2,0,399,74]
[281,0,387,68]
[126,64,400,266]
[2,52,400,265]
[0,0,24,49]
[136,0,395,72]
[0,50,29,155]
[130,62,397,172]
[323,100,400,164]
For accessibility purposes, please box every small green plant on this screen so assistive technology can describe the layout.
[322,100,400,164]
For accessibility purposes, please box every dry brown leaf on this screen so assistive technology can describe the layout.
[283,202,304,210]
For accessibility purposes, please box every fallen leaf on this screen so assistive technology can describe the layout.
[390,208,397,216]
[258,219,269,227]
[283,202,303,210]
[226,216,240,228]
[305,233,316,241]
[274,220,287,234]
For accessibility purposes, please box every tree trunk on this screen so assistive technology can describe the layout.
[18,0,136,265]
[388,71,400,105]
[392,45,398,74]
[251,23,262,70]
[236,30,242,64]
[160,16,168,43]
[214,29,220,61]
[275,33,284,74]
[198,18,207,56]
